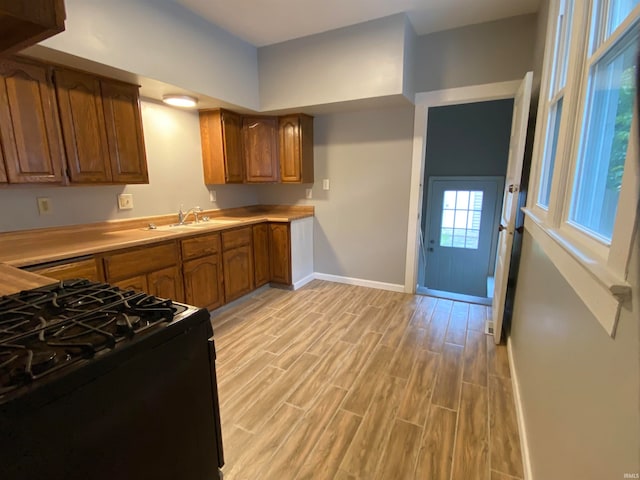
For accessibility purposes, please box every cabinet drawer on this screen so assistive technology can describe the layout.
[181,233,221,261]
[222,227,252,251]
[31,258,100,282]
[103,242,178,281]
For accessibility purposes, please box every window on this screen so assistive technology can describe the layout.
[570,30,637,241]
[537,0,574,208]
[525,0,639,336]
[440,190,483,249]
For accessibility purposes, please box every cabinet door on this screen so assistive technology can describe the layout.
[222,245,254,302]
[183,255,224,310]
[0,0,66,55]
[0,137,6,182]
[279,114,314,184]
[253,223,270,288]
[101,80,148,184]
[243,116,278,183]
[221,110,244,183]
[148,266,184,302]
[113,275,148,293]
[55,68,112,183]
[269,223,291,285]
[0,58,64,183]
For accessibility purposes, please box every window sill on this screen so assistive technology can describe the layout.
[521,207,632,337]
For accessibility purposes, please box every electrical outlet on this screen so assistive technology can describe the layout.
[117,194,134,210]
[37,197,52,215]
[322,179,330,191]
[209,190,217,202]
[305,188,313,199]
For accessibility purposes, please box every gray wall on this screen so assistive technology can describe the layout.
[258,14,408,111]
[414,14,537,92]
[41,0,260,109]
[257,106,415,286]
[424,100,514,177]
[0,100,258,232]
[510,231,639,479]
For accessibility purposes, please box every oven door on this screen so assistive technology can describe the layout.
[0,308,222,480]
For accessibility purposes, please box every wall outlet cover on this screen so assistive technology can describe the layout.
[209,190,217,202]
[117,193,134,210]
[37,197,52,215]
[322,179,330,191]
[305,188,313,199]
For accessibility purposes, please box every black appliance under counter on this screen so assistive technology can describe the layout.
[0,279,224,480]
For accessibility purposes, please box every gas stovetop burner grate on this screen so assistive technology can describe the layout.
[0,279,184,396]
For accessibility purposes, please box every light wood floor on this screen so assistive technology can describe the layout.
[211,280,524,480]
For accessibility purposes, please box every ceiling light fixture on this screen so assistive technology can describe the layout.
[162,94,198,108]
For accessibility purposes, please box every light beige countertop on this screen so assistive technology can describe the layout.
[0,205,313,268]
[0,264,56,296]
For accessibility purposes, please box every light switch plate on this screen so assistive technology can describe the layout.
[117,193,134,210]
[305,188,313,199]
[37,197,52,215]
[209,190,217,202]
[322,179,330,191]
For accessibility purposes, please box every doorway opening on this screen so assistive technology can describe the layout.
[416,99,514,305]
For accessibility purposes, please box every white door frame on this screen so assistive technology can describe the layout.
[404,79,523,293]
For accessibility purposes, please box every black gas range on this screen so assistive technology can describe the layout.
[0,279,224,480]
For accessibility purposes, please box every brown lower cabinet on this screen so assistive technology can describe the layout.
[101,241,184,303]
[253,223,270,288]
[269,223,291,285]
[30,257,101,282]
[222,227,254,302]
[181,232,224,310]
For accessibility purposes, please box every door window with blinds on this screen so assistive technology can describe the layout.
[440,190,483,249]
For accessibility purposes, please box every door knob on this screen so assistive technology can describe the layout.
[429,240,435,244]
[428,247,434,252]
[498,224,506,232]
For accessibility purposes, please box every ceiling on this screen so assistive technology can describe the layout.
[176,0,540,47]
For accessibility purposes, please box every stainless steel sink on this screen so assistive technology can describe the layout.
[145,219,241,231]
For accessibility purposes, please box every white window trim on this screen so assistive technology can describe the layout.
[524,0,639,337]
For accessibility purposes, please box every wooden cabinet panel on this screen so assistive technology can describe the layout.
[279,114,314,183]
[223,245,254,302]
[222,227,252,251]
[31,258,100,282]
[253,223,270,288]
[0,0,66,55]
[147,266,184,302]
[0,57,64,183]
[183,255,223,310]
[113,275,148,293]
[0,147,6,182]
[269,223,291,285]
[101,80,148,184]
[243,116,278,183]
[55,68,112,183]
[103,242,178,281]
[181,232,221,261]
[200,109,244,184]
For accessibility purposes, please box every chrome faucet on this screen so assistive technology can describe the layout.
[178,205,203,225]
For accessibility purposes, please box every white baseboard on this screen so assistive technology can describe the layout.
[313,272,405,293]
[293,273,315,290]
[507,337,533,480]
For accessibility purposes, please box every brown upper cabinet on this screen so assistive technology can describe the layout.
[279,114,314,183]
[55,68,148,184]
[199,109,244,184]
[243,116,279,183]
[0,57,64,184]
[0,0,66,55]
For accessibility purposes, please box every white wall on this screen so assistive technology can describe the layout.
[258,14,408,111]
[0,100,258,232]
[257,106,415,286]
[414,14,537,92]
[510,231,639,479]
[40,0,260,110]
